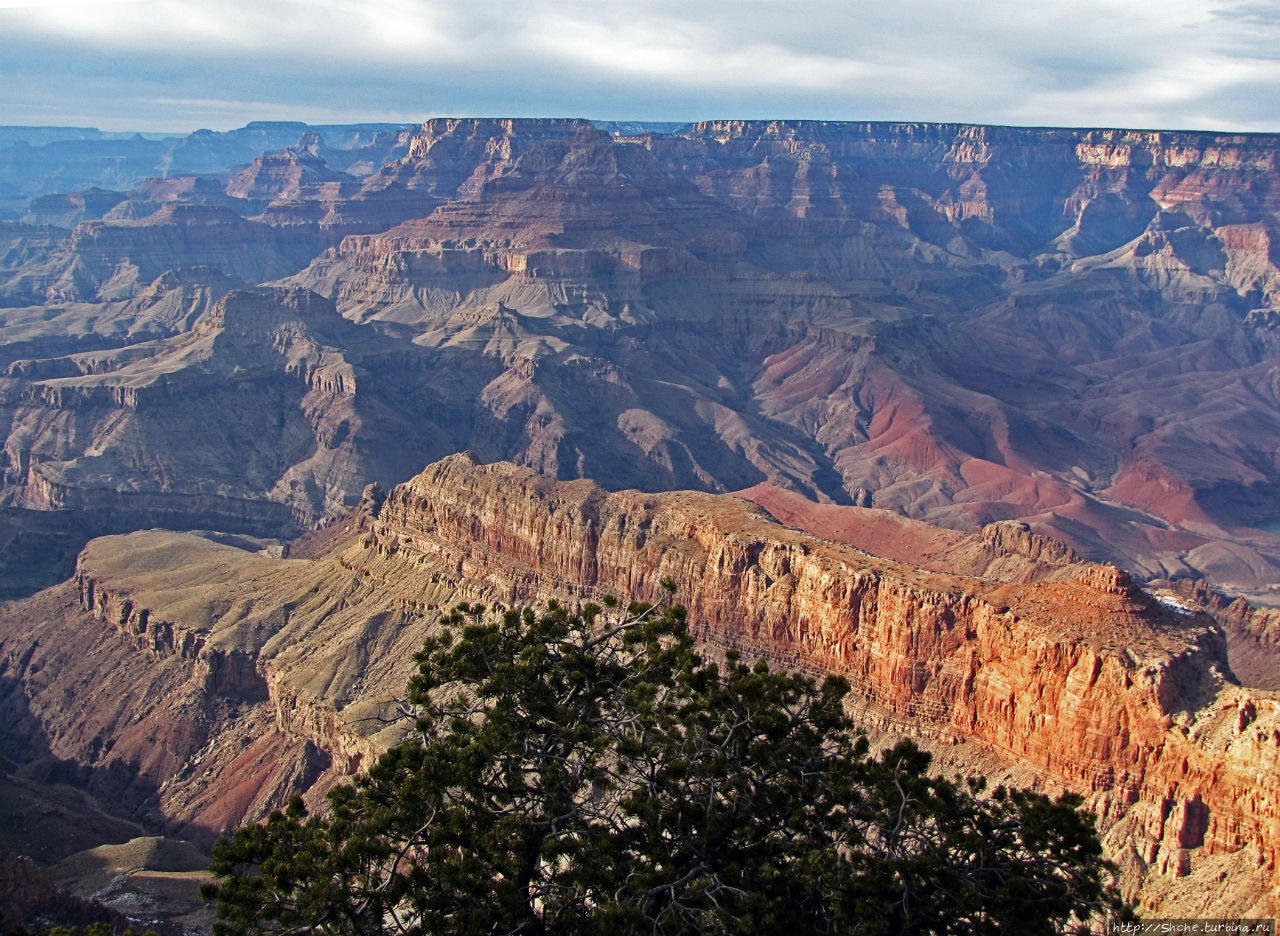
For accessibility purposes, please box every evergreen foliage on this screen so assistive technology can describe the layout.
[203,586,1124,934]
[16,926,157,936]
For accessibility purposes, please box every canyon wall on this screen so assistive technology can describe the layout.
[365,455,1280,911]
[2,455,1277,916]
[4,119,1280,601]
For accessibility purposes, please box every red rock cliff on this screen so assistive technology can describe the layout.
[361,454,1279,914]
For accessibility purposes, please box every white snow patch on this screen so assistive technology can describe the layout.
[1156,594,1196,615]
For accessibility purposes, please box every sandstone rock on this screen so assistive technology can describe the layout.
[5,118,1280,607]
[3,455,1278,916]
[224,150,353,202]
[364,457,1279,913]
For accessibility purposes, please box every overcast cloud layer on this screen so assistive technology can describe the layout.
[2,0,1279,133]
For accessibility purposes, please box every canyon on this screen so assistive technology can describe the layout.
[2,117,1280,924]
[1,454,1276,925]
[2,119,1280,603]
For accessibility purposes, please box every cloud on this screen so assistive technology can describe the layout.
[0,0,143,7]
[1,0,1278,131]
[139,96,432,126]
[1211,0,1280,27]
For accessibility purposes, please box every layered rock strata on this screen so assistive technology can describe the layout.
[3,455,1278,916]
[363,457,1279,918]
[6,119,1280,599]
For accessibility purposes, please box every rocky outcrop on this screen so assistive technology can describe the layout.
[225,150,355,203]
[78,570,208,659]
[262,665,380,775]
[16,476,300,535]
[48,205,332,300]
[76,567,268,700]
[390,117,593,198]
[1153,577,1280,691]
[961,518,1085,567]
[0,533,349,849]
[734,483,1089,583]
[23,188,128,228]
[0,121,414,226]
[0,286,416,529]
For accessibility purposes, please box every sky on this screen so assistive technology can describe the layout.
[3,0,1280,134]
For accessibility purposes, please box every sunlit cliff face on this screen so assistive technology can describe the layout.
[4,454,1276,920]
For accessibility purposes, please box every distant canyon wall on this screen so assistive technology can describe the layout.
[4,121,1280,603]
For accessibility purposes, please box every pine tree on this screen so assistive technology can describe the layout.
[203,585,1125,934]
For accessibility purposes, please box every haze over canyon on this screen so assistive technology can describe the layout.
[1,117,1279,927]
